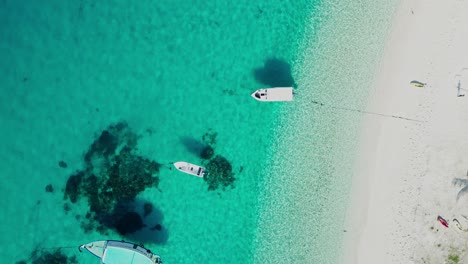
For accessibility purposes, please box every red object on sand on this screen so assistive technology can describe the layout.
[437,216,449,228]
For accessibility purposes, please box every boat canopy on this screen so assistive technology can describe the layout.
[103,245,154,264]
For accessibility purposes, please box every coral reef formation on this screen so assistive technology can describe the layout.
[63,122,162,238]
[199,130,236,191]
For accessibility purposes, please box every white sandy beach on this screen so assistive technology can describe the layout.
[343,0,468,263]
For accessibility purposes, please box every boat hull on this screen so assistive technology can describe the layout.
[174,161,206,177]
[251,87,294,102]
[79,240,106,259]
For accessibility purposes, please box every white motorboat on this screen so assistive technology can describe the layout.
[173,161,206,177]
[251,87,294,102]
[79,240,162,264]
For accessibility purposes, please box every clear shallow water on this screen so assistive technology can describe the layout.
[0,0,398,263]
[0,0,314,263]
[254,1,400,263]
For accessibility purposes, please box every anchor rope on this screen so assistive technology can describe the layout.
[311,100,424,123]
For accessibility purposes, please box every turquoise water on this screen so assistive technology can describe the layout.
[254,1,400,263]
[0,0,399,263]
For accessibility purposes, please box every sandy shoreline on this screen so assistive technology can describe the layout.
[342,0,468,263]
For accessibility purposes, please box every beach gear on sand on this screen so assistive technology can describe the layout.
[437,215,449,228]
[410,80,426,87]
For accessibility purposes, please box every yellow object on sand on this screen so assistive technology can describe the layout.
[410,80,426,87]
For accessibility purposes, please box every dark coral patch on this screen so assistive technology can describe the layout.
[58,161,68,168]
[200,145,214,160]
[190,129,237,191]
[45,184,54,193]
[30,248,77,264]
[62,122,162,239]
[203,155,235,191]
[64,171,84,203]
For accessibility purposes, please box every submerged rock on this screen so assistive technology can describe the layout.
[202,130,217,146]
[58,161,68,168]
[30,249,77,264]
[200,145,214,160]
[64,171,84,203]
[204,155,235,191]
[45,184,54,193]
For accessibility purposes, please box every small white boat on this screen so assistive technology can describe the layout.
[173,161,206,177]
[251,87,294,102]
[79,240,162,264]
